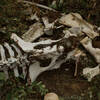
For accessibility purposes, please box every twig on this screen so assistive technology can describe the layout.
[74,56,80,77]
[22,0,57,12]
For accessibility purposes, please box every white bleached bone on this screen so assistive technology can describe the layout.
[42,17,57,35]
[11,44,22,57]
[81,37,100,63]
[30,13,39,21]
[59,13,99,39]
[11,33,62,53]
[63,27,82,38]
[11,33,78,82]
[29,55,60,82]
[0,44,9,79]
[11,44,28,78]
[0,44,7,64]
[0,43,28,78]
[4,42,17,63]
[11,33,34,52]
[83,64,100,81]
[4,42,19,77]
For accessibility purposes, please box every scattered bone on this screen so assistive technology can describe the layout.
[12,33,62,53]
[59,13,99,38]
[4,43,17,63]
[22,22,44,42]
[29,56,59,82]
[68,27,84,37]
[83,64,100,81]
[12,33,79,82]
[44,92,59,100]
[11,44,22,57]
[0,44,7,64]
[11,33,35,52]
[81,37,100,63]
[0,44,9,79]
[1,11,100,83]
[30,13,39,21]
[42,17,56,35]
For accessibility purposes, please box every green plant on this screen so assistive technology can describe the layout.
[0,75,48,100]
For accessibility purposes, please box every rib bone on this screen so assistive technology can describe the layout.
[4,42,19,77]
[11,44,28,78]
[11,44,22,57]
[0,44,9,79]
[0,44,7,64]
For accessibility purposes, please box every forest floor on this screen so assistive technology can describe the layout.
[0,0,100,100]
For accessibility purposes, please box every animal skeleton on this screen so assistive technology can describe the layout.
[0,12,99,82]
[0,33,79,82]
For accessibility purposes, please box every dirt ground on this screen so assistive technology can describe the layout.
[0,0,100,100]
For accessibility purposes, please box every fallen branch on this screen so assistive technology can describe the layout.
[22,0,57,12]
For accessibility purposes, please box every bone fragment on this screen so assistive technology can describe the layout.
[11,44,22,57]
[22,22,44,42]
[42,17,56,35]
[11,33,34,52]
[0,44,8,66]
[30,13,39,21]
[83,64,100,81]
[81,37,100,63]
[59,13,99,38]
[29,56,59,82]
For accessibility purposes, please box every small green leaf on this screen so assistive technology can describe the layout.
[12,97,18,100]
[0,72,6,80]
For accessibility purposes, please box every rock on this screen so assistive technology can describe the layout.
[44,93,59,100]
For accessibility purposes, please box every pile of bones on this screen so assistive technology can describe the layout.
[0,11,100,82]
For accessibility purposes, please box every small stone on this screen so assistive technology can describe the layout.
[44,93,59,100]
